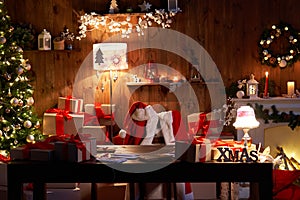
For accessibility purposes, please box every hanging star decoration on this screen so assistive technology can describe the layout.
[139,1,152,12]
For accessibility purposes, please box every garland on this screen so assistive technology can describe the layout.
[258,22,300,68]
[251,103,300,130]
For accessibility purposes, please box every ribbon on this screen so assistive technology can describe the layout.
[197,113,222,136]
[65,95,73,112]
[46,108,72,136]
[0,154,10,162]
[94,102,114,120]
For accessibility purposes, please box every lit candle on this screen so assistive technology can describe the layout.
[264,72,269,97]
[287,81,295,97]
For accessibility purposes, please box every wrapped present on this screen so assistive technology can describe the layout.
[85,103,115,116]
[187,112,223,137]
[68,140,91,162]
[43,109,84,136]
[77,133,97,157]
[79,126,107,145]
[176,137,211,162]
[30,149,54,161]
[54,141,69,161]
[58,96,83,113]
[10,146,28,160]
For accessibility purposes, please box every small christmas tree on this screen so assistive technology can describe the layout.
[0,0,43,154]
[109,0,119,14]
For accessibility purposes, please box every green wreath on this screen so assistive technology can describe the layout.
[258,22,300,68]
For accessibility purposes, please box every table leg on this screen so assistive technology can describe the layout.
[33,182,46,200]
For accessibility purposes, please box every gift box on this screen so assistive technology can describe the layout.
[79,126,107,145]
[58,96,83,113]
[43,110,84,136]
[30,149,54,161]
[77,134,97,157]
[175,137,211,162]
[54,141,68,161]
[187,112,223,136]
[10,146,29,160]
[85,103,115,116]
[68,140,91,162]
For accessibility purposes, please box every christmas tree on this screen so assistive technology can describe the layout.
[0,0,43,154]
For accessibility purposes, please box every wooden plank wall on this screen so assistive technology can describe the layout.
[6,0,300,120]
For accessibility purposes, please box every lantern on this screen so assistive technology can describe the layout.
[247,74,259,99]
[168,0,178,12]
[144,60,159,82]
[38,29,51,50]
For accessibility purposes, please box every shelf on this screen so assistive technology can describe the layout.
[126,82,182,92]
[24,49,81,53]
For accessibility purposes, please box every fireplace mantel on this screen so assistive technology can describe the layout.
[233,97,300,145]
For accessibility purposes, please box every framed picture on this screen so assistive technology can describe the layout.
[93,43,128,71]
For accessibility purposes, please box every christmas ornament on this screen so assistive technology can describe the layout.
[5,108,10,113]
[4,73,11,80]
[26,134,35,143]
[18,99,23,106]
[109,0,119,14]
[3,126,10,132]
[34,121,40,129]
[10,97,19,106]
[17,66,24,75]
[0,36,6,44]
[0,130,2,137]
[25,63,31,70]
[27,97,34,106]
[139,1,152,12]
[23,120,32,128]
[15,124,21,129]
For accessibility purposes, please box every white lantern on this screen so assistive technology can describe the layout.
[38,29,51,50]
[246,74,259,99]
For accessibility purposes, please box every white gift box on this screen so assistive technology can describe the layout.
[43,112,84,136]
[79,126,107,145]
[84,104,115,115]
[58,97,83,113]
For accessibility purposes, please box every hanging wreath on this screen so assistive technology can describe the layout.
[258,22,300,68]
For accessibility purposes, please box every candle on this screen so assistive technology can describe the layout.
[287,81,295,97]
[264,72,269,97]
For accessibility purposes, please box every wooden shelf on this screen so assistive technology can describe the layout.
[126,82,183,92]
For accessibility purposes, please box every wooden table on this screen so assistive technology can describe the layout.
[6,145,273,200]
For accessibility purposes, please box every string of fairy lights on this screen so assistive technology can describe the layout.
[76,7,181,39]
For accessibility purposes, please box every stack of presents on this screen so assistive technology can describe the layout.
[0,96,258,199]
[1,96,126,200]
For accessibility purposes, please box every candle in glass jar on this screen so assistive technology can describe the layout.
[287,81,295,97]
[264,72,269,97]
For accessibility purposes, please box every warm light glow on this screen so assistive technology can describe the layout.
[265,71,268,77]
[76,8,181,40]
[287,81,295,96]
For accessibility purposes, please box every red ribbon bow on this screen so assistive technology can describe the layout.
[46,108,73,135]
